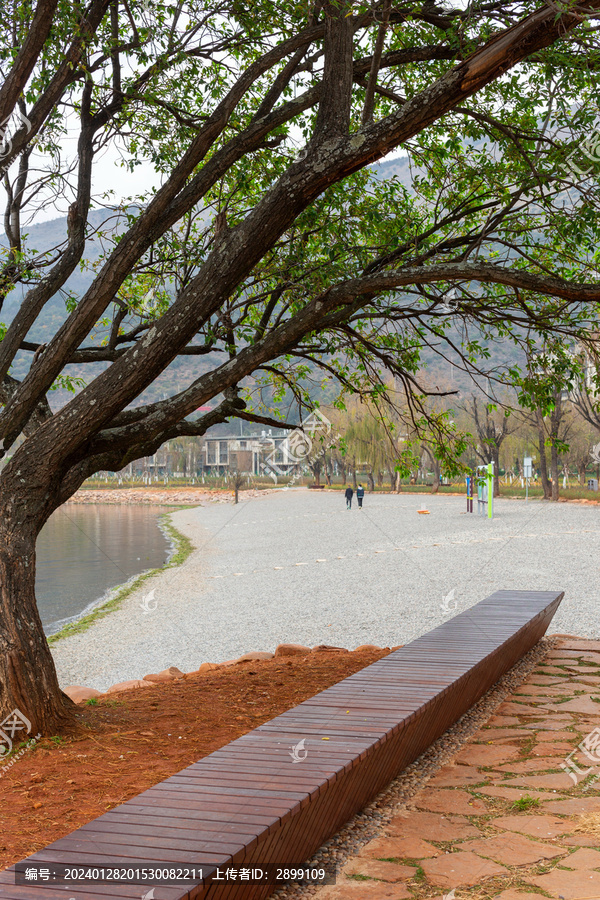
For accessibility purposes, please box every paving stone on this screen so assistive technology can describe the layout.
[529,718,577,730]
[545,797,600,815]
[454,744,521,767]
[358,835,440,860]
[490,814,575,839]
[535,729,578,741]
[546,648,593,666]
[565,667,600,681]
[461,831,565,866]
[549,650,600,665]
[533,665,572,675]
[342,859,417,882]
[428,765,486,787]
[557,640,600,652]
[504,773,574,790]
[561,834,600,848]
[480,728,533,739]
[413,789,488,816]
[496,701,545,716]
[495,757,564,774]
[546,681,600,692]
[523,675,570,685]
[542,695,600,715]
[387,811,480,842]
[420,850,507,888]
[531,868,600,898]
[531,742,575,756]
[317,883,412,899]
[517,684,567,696]
[559,847,600,869]
[487,715,522,726]
[477,785,567,802]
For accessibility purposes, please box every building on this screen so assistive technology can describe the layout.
[203,431,298,476]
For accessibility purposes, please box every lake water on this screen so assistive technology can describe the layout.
[37,505,170,634]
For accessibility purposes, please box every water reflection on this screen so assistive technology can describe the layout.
[36,504,170,634]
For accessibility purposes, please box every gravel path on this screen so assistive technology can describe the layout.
[52,488,598,691]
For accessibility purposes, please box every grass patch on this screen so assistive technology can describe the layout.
[511,795,540,811]
[47,512,193,645]
[413,865,426,883]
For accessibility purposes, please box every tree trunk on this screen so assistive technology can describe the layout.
[352,457,357,490]
[579,460,587,485]
[430,458,441,493]
[367,470,375,492]
[550,440,560,501]
[0,519,75,735]
[312,461,321,486]
[535,410,551,499]
[492,447,500,497]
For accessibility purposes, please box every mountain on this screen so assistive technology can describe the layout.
[1,164,522,413]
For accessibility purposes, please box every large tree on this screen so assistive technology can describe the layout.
[2,0,600,734]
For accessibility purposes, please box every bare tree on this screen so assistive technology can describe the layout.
[464,395,515,497]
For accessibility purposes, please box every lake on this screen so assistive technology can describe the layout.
[37,504,170,634]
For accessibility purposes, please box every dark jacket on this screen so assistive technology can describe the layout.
[356,486,365,499]
[344,487,353,500]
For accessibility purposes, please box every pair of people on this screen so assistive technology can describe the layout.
[345,484,364,509]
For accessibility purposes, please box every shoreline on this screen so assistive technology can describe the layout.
[48,487,277,642]
[67,487,274,504]
[47,511,194,646]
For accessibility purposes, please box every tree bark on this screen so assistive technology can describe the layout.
[311,460,321,486]
[430,457,441,493]
[492,447,500,497]
[535,410,552,499]
[0,510,75,735]
[550,440,560,502]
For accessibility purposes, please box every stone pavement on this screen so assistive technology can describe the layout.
[314,637,600,900]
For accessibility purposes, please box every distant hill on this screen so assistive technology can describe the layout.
[1,162,522,413]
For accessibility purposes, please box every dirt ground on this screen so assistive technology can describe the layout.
[0,649,387,869]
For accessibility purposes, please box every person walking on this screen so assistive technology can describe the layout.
[356,483,365,508]
[344,485,353,509]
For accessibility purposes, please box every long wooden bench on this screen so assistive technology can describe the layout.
[0,589,563,900]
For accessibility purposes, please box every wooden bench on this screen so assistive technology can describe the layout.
[0,589,563,900]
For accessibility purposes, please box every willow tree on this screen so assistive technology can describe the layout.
[2,0,600,734]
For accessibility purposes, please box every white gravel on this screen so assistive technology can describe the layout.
[51,488,599,691]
